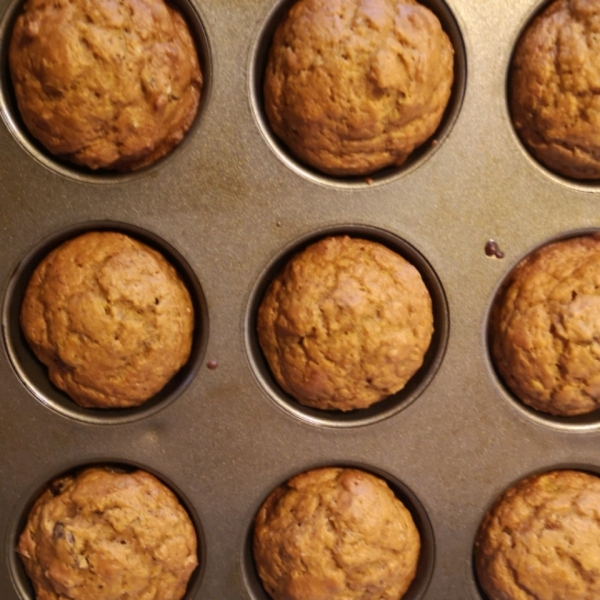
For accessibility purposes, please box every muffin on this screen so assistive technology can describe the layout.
[475,469,600,600]
[253,467,420,600]
[510,0,600,180]
[490,234,600,417]
[264,0,454,176]
[257,236,433,411]
[17,467,198,600]
[9,0,202,171]
[20,231,194,408]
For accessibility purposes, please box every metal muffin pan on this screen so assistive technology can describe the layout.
[1,0,600,598]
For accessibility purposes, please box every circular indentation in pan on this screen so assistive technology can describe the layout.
[470,464,600,600]
[7,460,205,600]
[0,0,211,182]
[245,224,448,428]
[485,228,600,432]
[241,463,435,600]
[505,0,600,189]
[1,221,208,424]
[249,0,467,188]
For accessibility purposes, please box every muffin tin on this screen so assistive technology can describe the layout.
[1,0,600,598]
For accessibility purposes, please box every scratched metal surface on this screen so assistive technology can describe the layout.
[1,0,600,598]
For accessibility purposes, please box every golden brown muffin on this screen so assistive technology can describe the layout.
[475,470,600,600]
[253,467,420,600]
[9,0,202,171]
[510,0,600,180]
[257,236,434,411]
[263,0,454,176]
[17,467,198,600]
[20,231,194,408]
[490,234,600,417]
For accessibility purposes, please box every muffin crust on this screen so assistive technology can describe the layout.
[9,0,202,171]
[264,0,454,176]
[475,470,600,600]
[490,234,600,416]
[257,236,434,411]
[510,0,600,179]
[20,231,194,408]
[253,467,420,600]
[17,467,198,600]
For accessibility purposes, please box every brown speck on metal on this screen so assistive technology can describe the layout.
[485,239,505,259]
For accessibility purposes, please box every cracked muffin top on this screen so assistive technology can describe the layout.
[253,467,420,600]
[20,231,194,408]
[9,0,202,171]
[256,235,434,412]
[475,470,600,600]
[263,0,454,176]
[490,234,600,416]
[510,0,600,179]
[17,467,198,600]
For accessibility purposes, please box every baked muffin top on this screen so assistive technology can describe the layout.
[490,234,600,416]
[257,236,434,411]
[253,467,420,600]
[510,0,600,179]
[17,467,198,600]
[264,0,454,176]
[20,231,194,408]
[9,0,202,171]
[475,470,600,600]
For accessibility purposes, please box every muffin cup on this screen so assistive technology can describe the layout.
[245,224,448,428]
[2,220,208,424]
[485,228,600,431]
[0,0,212,181]
[242,462,435,600]
[248,0,467,187]
[7,460,206,600]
